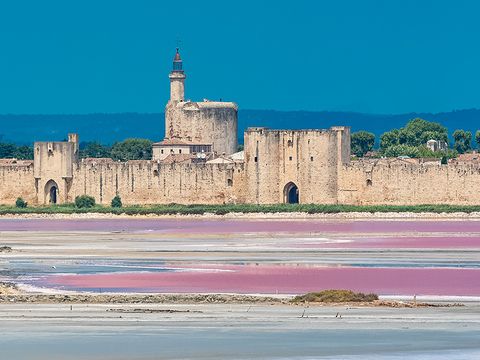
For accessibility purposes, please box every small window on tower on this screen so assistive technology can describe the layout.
[287,140,293,147]
[310,156,314,161]
[289,156,293,161]
[179,149,182,154]
[254,156,258,162]
[161,150,164,154]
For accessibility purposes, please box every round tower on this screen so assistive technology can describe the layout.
[169,48,186,102]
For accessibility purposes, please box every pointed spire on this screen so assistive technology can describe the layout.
[174,48,181,61]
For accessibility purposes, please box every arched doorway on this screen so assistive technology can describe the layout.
[44,180,59,204]
[284,182,299,204]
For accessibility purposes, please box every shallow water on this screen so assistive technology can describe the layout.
[1,303,479,360]
[1,218,480,296]
[3,218,480,233]
[2,218,480,359]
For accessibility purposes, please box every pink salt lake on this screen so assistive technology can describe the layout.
[2,218,480,296]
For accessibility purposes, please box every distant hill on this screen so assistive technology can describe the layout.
[1,109,479,145]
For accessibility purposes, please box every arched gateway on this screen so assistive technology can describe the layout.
[44,180,59,204]
[284,182,299,204]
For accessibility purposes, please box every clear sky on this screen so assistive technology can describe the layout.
[0,0,479,114]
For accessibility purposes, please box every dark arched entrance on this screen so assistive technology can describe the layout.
[45,180,59,204]
[284,182,299,204]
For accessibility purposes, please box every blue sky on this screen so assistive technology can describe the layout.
[0,0,479,114]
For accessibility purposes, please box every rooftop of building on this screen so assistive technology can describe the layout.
[0,159,34,166]
[245,126,349,133]
[450,153,480,162]
[152,139,213,147]
[175,100,238,110]
[161,153,197,164]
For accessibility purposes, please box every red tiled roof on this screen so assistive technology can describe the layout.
[161,154,195,164]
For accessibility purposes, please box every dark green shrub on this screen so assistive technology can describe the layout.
[75,195,96,208]
[15,197,27,208]
[111,195,122,208]
[291,290,378,303]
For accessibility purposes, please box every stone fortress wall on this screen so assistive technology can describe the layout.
[338,159,480,205]
[1,48,480,206]
[243,127,350,204]
[3,128,480,206]
[71,160,245,205]
[0,162,36,204]
[0,153,246,206]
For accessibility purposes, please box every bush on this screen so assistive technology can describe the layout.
[111,195,122,208]
[291,290,378,303]
[15,197,27,208]
[75,195,96,208]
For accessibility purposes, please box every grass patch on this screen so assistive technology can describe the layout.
[291,290,379,303]
[1,203,480,215]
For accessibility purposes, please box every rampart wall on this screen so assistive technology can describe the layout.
[0,160,245,206]
[70,160,245,205]
[0,164,36,204]
[338,159,480,205]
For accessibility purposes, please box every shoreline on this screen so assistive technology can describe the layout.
[0,283,468,307]
[0,293,462,308]
[3,211,480,220]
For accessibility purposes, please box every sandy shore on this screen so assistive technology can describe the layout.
[0,283,462,308]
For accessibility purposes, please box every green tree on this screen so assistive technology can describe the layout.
[111,138,152,161]
[80,142,111,158]
[75,195,96,208]
[0,143,17,158]
[380,129,400,150]
[475,130,480,149]
[0,143,33,160]
[111,195,122,208]
[383,144,421,158]
[402,118,448,145]
[15,197,27,208]
[453,129,472,154]
[351,131,375,157]
[380,118,449,157]
[14,145,34,160]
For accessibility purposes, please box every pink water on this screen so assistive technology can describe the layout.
[41,265,480,296]
[6,218,480,296]
[3,218,480,234]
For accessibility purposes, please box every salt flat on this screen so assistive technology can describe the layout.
[1,217,480,358]
[1,302,480,359]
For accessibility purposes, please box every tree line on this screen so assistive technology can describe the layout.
[0,119,478,161]
[351,118,479,159]
[0,139,153,161]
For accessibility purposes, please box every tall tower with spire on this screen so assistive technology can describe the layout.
[161,47,238,155]
[169,48,185,102]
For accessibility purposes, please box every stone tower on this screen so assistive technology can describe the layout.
[169,48,185,102]
[163,49,238,155]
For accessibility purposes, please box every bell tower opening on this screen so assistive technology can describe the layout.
[284,182,299,204]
